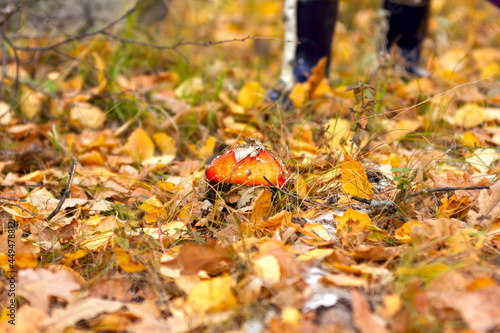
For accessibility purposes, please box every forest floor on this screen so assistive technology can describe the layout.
[1,1,500,332]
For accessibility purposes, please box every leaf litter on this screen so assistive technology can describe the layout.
[1,1,500,332]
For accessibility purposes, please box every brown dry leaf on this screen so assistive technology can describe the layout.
[429,171,483,200]
[351,289,388,333]
[70,102,106,129]
[250,189,273,224]
[114,248,146,273]
[237,81,264,109]
[124,128,155,162]
[0,229,40,256]
[17,268,83,312]
[431,286,500,333]
[468,181,500,227]
[340,151,373,199]
[187,275,237,313]
[162,241,233,276]
[40,298,126,333]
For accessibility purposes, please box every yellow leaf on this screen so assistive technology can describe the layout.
[311,79,331,100]
[297,248,334,262]
[21,88,42,119]
[326,117,352,150]
[237,82,264,109]
[78,150,106,166]
[114,248,146,273]
[322,274,368,289]
[336,209,372,234]
[281,307,301,326]
[70,102,106,129]
[62,249,87,266]
[289,82,307,107]
[340,151,373,199]
[92,52,107,94]
[197,136,216,159]
[463,132,481,148]
[253,255,281,285]
[453,103,488,128]
[124,128,155,162]
[138,196,166,224]
[394,220,421,242]
[153,133,177,155]
[187,275,237,313]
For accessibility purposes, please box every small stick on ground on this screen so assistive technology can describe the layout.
[408,185,491,199]
[0,200,36,217]
[47,157,77,221]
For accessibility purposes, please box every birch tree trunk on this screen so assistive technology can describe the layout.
[278,0,297,90]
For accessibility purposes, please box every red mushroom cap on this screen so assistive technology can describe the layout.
[206,140,289,187]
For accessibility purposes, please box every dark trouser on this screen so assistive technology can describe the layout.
[293,0,431,81]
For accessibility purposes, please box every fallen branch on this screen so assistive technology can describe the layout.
[46,157,78,221]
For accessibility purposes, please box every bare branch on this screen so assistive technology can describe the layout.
[47,157,78,221]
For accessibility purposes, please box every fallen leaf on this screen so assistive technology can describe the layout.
[237,81,264,109]
[186,275,237,313]
[114,248,146,273]
[70,102,106,129]
[340,151,373,199]
[253,254,281,285]
[17,268,83,312]
[124,128,155,162]
[351,289,388,333]
[468,181,500,227]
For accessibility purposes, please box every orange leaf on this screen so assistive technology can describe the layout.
[340,151,373,199]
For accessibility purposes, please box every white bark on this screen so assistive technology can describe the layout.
[278,0,297,90]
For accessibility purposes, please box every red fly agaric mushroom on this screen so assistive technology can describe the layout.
[206,139,289,187]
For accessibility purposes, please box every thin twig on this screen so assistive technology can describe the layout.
[0,6,20,117]
[0,200,36,217]
[0,196,26,202]
[13,1,141,52]
[407,185,491,199]
[47,157,78,221]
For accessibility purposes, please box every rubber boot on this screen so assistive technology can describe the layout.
[384,0,430,78]
[294,0,339,82]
